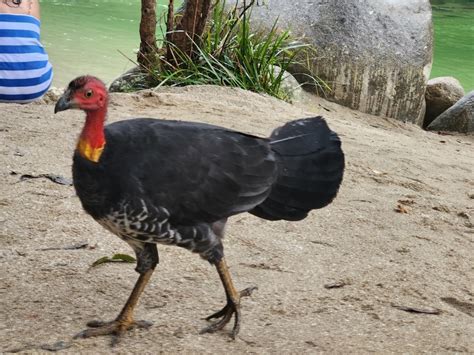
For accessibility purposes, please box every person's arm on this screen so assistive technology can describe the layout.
[0,1,40,20]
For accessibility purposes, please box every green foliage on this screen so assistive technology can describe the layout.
[91,253,136,267]
[147,0,328,101]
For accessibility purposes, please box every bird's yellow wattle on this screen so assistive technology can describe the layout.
[77,138,104,163]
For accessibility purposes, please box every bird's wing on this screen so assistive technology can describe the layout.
[104,119,278,224]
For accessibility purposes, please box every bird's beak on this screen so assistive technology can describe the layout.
[54,91,77,113]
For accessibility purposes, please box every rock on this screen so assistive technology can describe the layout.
[109,66,150,93]
[226,0,433,125]
[424,77,465,128]
[427,91,474,133]
[35,87,63,105]
[271,65,304,103]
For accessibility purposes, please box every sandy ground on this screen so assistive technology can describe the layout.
[0,86,473,354]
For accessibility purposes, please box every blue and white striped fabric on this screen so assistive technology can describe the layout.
[0,14,53,103]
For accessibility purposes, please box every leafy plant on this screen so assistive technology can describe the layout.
[91,253,136,267]
[141,0,329,101]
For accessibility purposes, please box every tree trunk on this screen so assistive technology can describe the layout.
[138,0,159,68]
[170,0,212,61]
[166,0,175,62]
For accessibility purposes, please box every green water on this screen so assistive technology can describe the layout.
[431,1,474,91]
[39,0,474,90]
[40,0,171,87]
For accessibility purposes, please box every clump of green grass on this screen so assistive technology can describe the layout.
[146,0,328,101]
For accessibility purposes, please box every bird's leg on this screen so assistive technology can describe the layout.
[74,269,154,345]
[201,258,257,339]
[74,243,158,346]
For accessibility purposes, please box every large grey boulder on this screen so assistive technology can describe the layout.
[427,91,474,133]
[227,0,433,125]
[424,76,465,128]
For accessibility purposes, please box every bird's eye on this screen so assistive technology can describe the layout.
[84,90,93,98]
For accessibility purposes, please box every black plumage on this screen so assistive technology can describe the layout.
[54,76,345,344]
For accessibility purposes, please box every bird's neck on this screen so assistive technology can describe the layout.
[77,108,106,163]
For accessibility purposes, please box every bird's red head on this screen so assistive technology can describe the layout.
[55,75,108,113]
[55,76,109,163]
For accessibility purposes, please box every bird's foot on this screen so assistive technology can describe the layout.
[200,286,257,339]
[74,318,153,346]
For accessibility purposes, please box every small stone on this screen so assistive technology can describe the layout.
[324,280,346,289]
[424,77,464,128]
[427,91,474,133]
[457,212,470,220]
[109,66,149,93]
[40,341,72,351]
[432,205,450,213]
[40,87,64,104]
[270,65,304,103]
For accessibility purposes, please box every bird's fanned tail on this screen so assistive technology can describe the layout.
[249,116,344,221]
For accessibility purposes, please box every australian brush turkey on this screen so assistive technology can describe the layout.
[54,76,345,344]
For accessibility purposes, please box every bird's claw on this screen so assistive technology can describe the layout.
[201,286,257,339]
[74,319,153,346]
